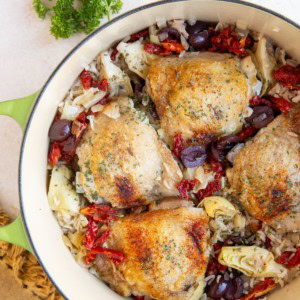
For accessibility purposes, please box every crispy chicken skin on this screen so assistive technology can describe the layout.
[146,52,253,145]
[227,105,300,232]
[96,207,210,300]
[76,97,182,208]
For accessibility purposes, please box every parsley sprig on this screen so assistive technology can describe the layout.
[33,0,123,39]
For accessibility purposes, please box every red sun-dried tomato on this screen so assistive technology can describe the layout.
[241,278,276,300]
[161,38,185,54]
[110,48,119,61]
[48,142,62,168]
[269,96,292,114]
[210,158,225,177]
[210,27,251,57]
[90,247,125,265]
[133,297,145,300]
[287,247,300,269]
[173,132,185,158]
[273,64,300,87]
[177,179,199,199]
[265,236,272,250]
[196,176,222,202]
[129,29,149,43]
[84,217,99,250]
[80,204,119,224]
[144,42,172,56]
[80,69,93,90]
[76,111,88,123]
[250,96,272,107]
[276,250,294,266]
[98,79,109,92]
[237,126,257,141]
[94,229,110,247]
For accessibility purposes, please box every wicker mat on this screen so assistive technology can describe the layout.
[0,209,63,300]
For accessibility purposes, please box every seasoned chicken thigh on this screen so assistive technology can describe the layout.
[146,52,255,145]
[76,97,182,208]
[96,207,210,300]
[227,105,300,232]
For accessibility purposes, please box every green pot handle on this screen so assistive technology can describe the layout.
[0,91,40,253]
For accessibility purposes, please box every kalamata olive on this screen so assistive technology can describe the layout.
[188,30,209,49]
[211,142,225,162]
[62,136,76,154]
[186,21,209,34]
[180,145,207,168]
[245,106,274,129]
[134,80,145,103]
[207,277,230,299]
[224,277,244,300]
[49,119,72,142]
[216,135,241,151]
[149,102,159,120]
[158,27,181,41]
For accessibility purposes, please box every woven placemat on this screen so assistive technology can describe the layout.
[0,209,63,300]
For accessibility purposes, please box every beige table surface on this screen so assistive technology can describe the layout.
[0,0,299,299]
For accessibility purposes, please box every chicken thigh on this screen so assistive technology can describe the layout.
[96,207,210,300]
[227,105,300,232]
[146,52,256,145]
[76,97,182,208]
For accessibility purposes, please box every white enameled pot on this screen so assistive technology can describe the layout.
[0,1,299,299]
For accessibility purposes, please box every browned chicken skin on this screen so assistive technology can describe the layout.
[146,52,254,145]
[227,105,300,232]
[96,207,210,300]
[76,97,182,208]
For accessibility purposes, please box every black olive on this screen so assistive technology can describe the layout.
[188,30,209,49]
[216,135,241,151]
[49,119,72,142]
[245,106,275,129]
[158,27,181,41]
[186,21,209,34]
[207,277,230,299]
[134,80,145,103]
[180,145,207,168]
[211,142,225,162]
[224,277,244,300]
[149,102,159,120]
[62,136,76,154]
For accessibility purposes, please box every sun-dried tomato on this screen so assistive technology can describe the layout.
[265,236,272,250]
[177,179,199,199]
[110,48,119,61]
[269,96,292,114]
[84,217,99,250]
[237,126,257,141]
[76,111,88,123]
[286,247,300,269]
[80,69,93,90]
[210,158,225,177]
[241,278,276,300]
[144,42,172,56]
[94,229,110,247]
[129,29,149,43]
[173,132,185,158]
[133,297,145,300]
[196,177,221,202]
[85,252,97,265]
[48,142,62,167]
[250,96,272,107]
[161,39,185,54]
[273,64,300,87]
[206,257,227,276]
[80,204,119,224]
[98,79,109,92]
[210,27,251,57]
[90,247,125,265]
[276,250,293,266]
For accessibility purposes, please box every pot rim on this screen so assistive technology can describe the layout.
[18,0,300,298]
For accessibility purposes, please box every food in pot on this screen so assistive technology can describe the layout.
[47,19,300,300]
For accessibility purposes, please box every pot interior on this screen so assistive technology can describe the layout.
[20,1,300,299]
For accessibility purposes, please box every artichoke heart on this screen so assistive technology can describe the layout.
[218,246,287,278]
[202,196,237,218]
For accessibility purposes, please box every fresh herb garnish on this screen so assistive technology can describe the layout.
[33,0,123,39]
